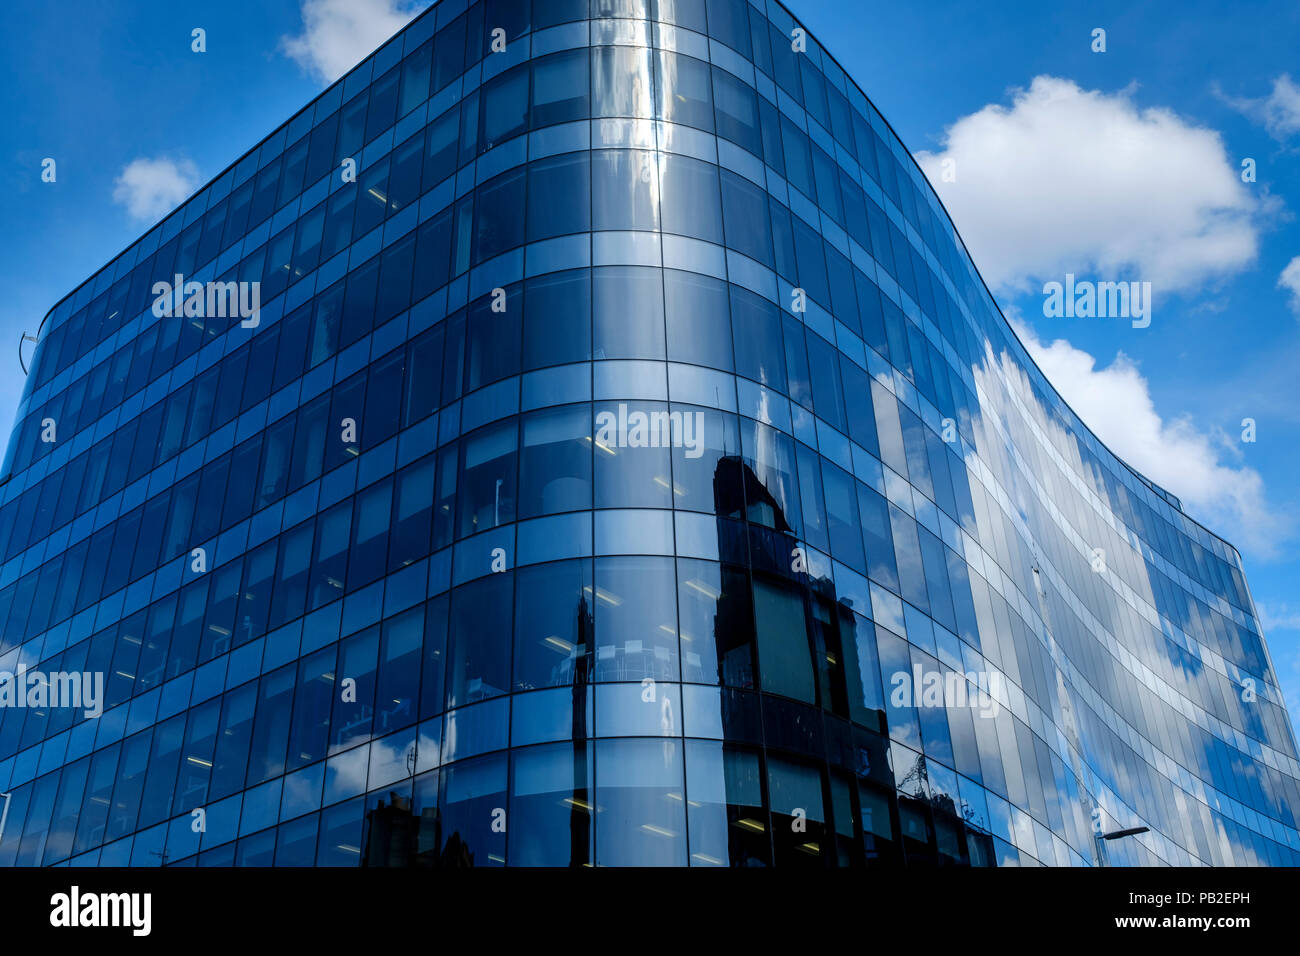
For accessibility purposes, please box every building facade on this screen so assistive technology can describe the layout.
[0,0,1297,867]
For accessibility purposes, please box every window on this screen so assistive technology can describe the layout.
[781,117,814,199]
[705,0,752,57]
[310,499,352,609]
[876,627,921,749]
[464,284,521,392]
[859,484,899,593]
[403,326,444,427]
[432,14,467,92]
[721,170,773,266]
[685,741,769,866]
[244,665,295,787]
[593,401,673,510]
[654,0,706,31]
[277,137,309,209]
[753,578,813,703]
[354,157,390,237]
[889,505,929,614]
[898,405,934,500]
[713,68,761,154]
[592,150,659,232]
[799,58,830,130]
[388,133,423,212]
[792,218,831,307]
[658,153,721,243]
[782,316,811,410]
[210,683,257,802]
[377,608,421,738]
[668,405,740,517]
[740,419,800,534]
[840,354,880,457]
[843,611,885,732]
[72,746,123,859]
[527,152,590,242]
[288,642,338,770]
[433,445,458,551]
[481,65,529,147]
[531,48,590,127]
[806,331,846,431]
[595,738,686,867]
[399,40,432,117]
[823,462,865,570]
[375,234,415,324]
[656,51,713,130]
[269,522,314,629]
[390,456,435,572]
[412,207,452,302]
[439,753,508,866]
[365,67,400,141]
[664,270,731,369]
[473,168,526,262]
[329,628,380,754]
[423,106,459,187]
[523,268,591,369]
[249,157,281,227]
[340,257,379,349]
[509,743,594,866]
[811,144,843,222]
[592,46,652,119]
[593,266,663,360]
[421,596,448,719]
[349,480,393,591]
[677,558,754,687]
[870,380,908,477]
[730,286,785,390]
[519,405,592,520]
[592,556,679,682]
[447,574,513,708]
[513,559,594,691]
[457,421,518,538]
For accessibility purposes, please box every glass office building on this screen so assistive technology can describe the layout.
[1,0,1297,868]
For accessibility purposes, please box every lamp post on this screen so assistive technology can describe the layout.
[1098,825,1150,866]
[1102,826,1150,841]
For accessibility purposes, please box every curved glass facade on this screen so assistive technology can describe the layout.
[1,0,1297,868]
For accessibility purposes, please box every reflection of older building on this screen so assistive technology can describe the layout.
[362,793,472,868]
[568,593,593,869]
[708,453,994,866]
[712,455,793,536]
[362,793,418,867]
[896,752,995,866]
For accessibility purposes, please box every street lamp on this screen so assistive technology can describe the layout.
[1096,824,1150,866]
[1102,826,1150,841]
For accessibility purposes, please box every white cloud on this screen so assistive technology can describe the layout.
[1009,319,1291,558]
[916,76,1264,294]
[1257,603,1300,633]
[1219,74,1300,141]
[1279,255,1300,315]
[281,0,428,84]
[112,157,200,223]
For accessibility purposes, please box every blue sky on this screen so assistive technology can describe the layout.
[3,1,1300,729]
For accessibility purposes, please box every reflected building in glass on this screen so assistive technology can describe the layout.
[1,0,1297,867]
